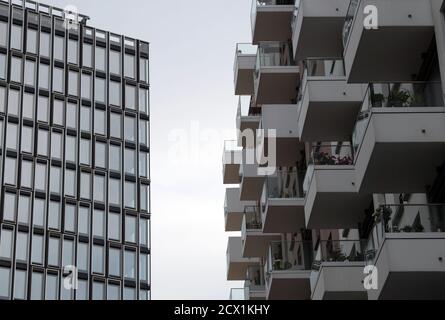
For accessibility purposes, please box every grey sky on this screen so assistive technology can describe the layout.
[45,0,252,299]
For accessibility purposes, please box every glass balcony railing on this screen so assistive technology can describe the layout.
[251,0,297,33]
[230,288,247,300]
[309,142,354,166]
[312,240,368,270]
[266,241,313,273]
[245,206,263,230]
[236,43,258,56]
[255,42,295,69]
[342,0,360,49]
[266,168,305,199]
[352,81,444,154]
[304,58,346,78]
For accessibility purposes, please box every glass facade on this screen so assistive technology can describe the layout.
[0,0,150,300]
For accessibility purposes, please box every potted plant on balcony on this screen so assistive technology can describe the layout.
[372,206,393,231]
[371,93,385,108]
[388,89,410,107]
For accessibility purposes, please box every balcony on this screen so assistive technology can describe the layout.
[259,104,305,166]
[251,0,296,44]
[224,188,257,232]
[239,150,266,201]
[245,265,267,300]
[265,241,312,300]
[304,143,372,229]
[343,0,435,82]
[234,43,258,95]
[297,58,367,142]
[227,237,261,281]
[229,288,247,300]
[352,82,445,194]
[222,140,242,185]
[236,96,261,149]
[366,204,445,300]
[254,42,300,105]
[241,207,281,258]
[292,0,349,61]
[261,169,306,233]
[311,240,368,300]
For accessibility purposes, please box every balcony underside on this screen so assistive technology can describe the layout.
[263,198,305,233]
[261,137,305,167]
[243,233,281,258]
[253,9,294,44]
[235,56,256,95]
[267,271,312,300]
[256,69,300,105]
[240,177,265,201]
[226,211,243,232]
[223,163,241,185]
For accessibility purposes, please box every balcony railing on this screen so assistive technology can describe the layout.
[342,0,360,50]
[247,265,265,289]
[309,142,354,166]
[266,168,305,199]
[266,241,313,273]
[352,81,444,154]
[251,0,297,34]
[304,58,346,78]
[245,206,263,230]
[234,43,258,79]
[255,42,296,69]
[312,240,368,271]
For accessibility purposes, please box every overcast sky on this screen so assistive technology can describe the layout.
[45,0,252,299]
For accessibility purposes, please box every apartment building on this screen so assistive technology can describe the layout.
[0,0,151,300]
[224,0,445,300]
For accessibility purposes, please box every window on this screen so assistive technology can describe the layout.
[65,135,77,163]
[4,157,17,185]
[48,237,60,267]
[0,228,14,259]
[80,106,91,132]
[109,247,121,277]
[140,290,150,301]
[35,162,47,191]
[110,112,122,139]
[125,85,136,109]
[48,201,61,230]
[78,206,90,236]
[108,283,120,300]
[65,204,76,233]
[94,77,106,103]
[125,181,137,209]
[45,273,58,300]
[95,141,106,169]
[6,122,18,150]
[0,86,6,112]
[54,35,65,61]
[80,171,91,200]
[81,73,92,100]
[65,168,76,197]
[51,131,63,160]
[68,39,78,64]
[110,50,121,75]
[108,211,121,241]
[63,239,75,267]
[27,28,37,54]
[10,56,22,83]
[124,148,136,175]
[31,234,44,264]
[139,88,149,114]
[21,159,33,188]
[8,88,20,116]
[23,92,35,120]
[18,195,31,225]
[124,54,135,79]
[82,43,93,68]
[140,254,150,282]
[31,272,44,300]
[139,120,149,146]
[124,287,136,300]
[53,99,64,126]
[40,32,51,57]
[16,232,29,262]
[95,46,106,71]
[124,250,136,279]
[37,129,49,157]
[77,242,88,272]
[14,269,27,300]
[11,25,22,50]
[80,138,91,165]
[39,63,50,90]
[92,245,104,274]
[24,59,36,86]
[92,281,105,300]
[66,102,77,129]
[0,21,7,46]
[33,198,45,228]
[3,192,16,222]
[110,81,121,106]
[50,166,61,194]
[93,209,105,238]
[53,67,64,93]
[140,152,149,178]
[37,95,49,122]
[109,145,121,172]
[77,279,88,300]
[109,177,121,206]
[125,215,137,243]
[0,267,11,299]
[94,108,106,135]
[140,57,149,83]
[0,54,5,79]
[68,70,79,96]
[124,116,136,142]
[140,218,150,247]
[94,175,106,203]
